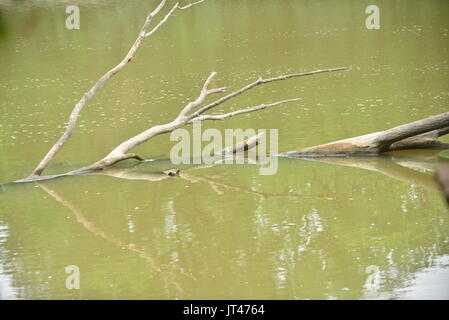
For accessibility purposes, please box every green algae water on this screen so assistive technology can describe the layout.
[0,0,448,299]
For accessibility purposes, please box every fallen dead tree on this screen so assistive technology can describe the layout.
[16,0,447,184]
[15,0,346,183]
[281,112,449,157]
[28,0,195,178]
[14,64,347,184]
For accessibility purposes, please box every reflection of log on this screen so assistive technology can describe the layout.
[95,165,170,182]
[92,133,267,182]
[389,150,442,172]
[301,152,448,192]
[37,182,189,297]
[180,172,335,200]
[436,164,449,204]
[93,162,335,200]
[14,132,266,183]
[282,112,449,157]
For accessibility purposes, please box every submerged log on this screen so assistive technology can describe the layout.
[13,132,267,183]
[282,112,449,157]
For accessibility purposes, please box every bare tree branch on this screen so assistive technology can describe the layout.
[177,0,206,10]
[191,98,301,122]
[82,68,346,171]
[144,0,206,38]
[15,66,347,183]
[178,72,226,118]
[27,0,203,178]
[188,67,347,120]
[13,0,348,182]
[144,2,179,38]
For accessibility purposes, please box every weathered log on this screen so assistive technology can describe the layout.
[217,132,264,155]
[282,112,449,157]
[389,127,449,151]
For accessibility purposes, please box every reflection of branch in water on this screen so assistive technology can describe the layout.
[37,182,190,298]
[303,152,449,192]
[95,162,336,200]
[388,150,443,173]
[92,164,170,182]
[179,172,335,200]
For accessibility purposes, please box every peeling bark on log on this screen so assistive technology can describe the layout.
[282,112,449,157]
[389,127,449,151]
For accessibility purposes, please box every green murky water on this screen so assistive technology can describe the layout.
[0,0,448,299]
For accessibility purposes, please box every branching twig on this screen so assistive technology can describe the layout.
[16,0,348,182]
[15,65,346,183]
[27,0,203,178]
[188,68,346,120]
[177,0,206,10]
[80,67,346,172]
[178,72,226,118]
[190,98,301,122]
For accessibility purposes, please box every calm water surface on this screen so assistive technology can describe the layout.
[0,0,448,299]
